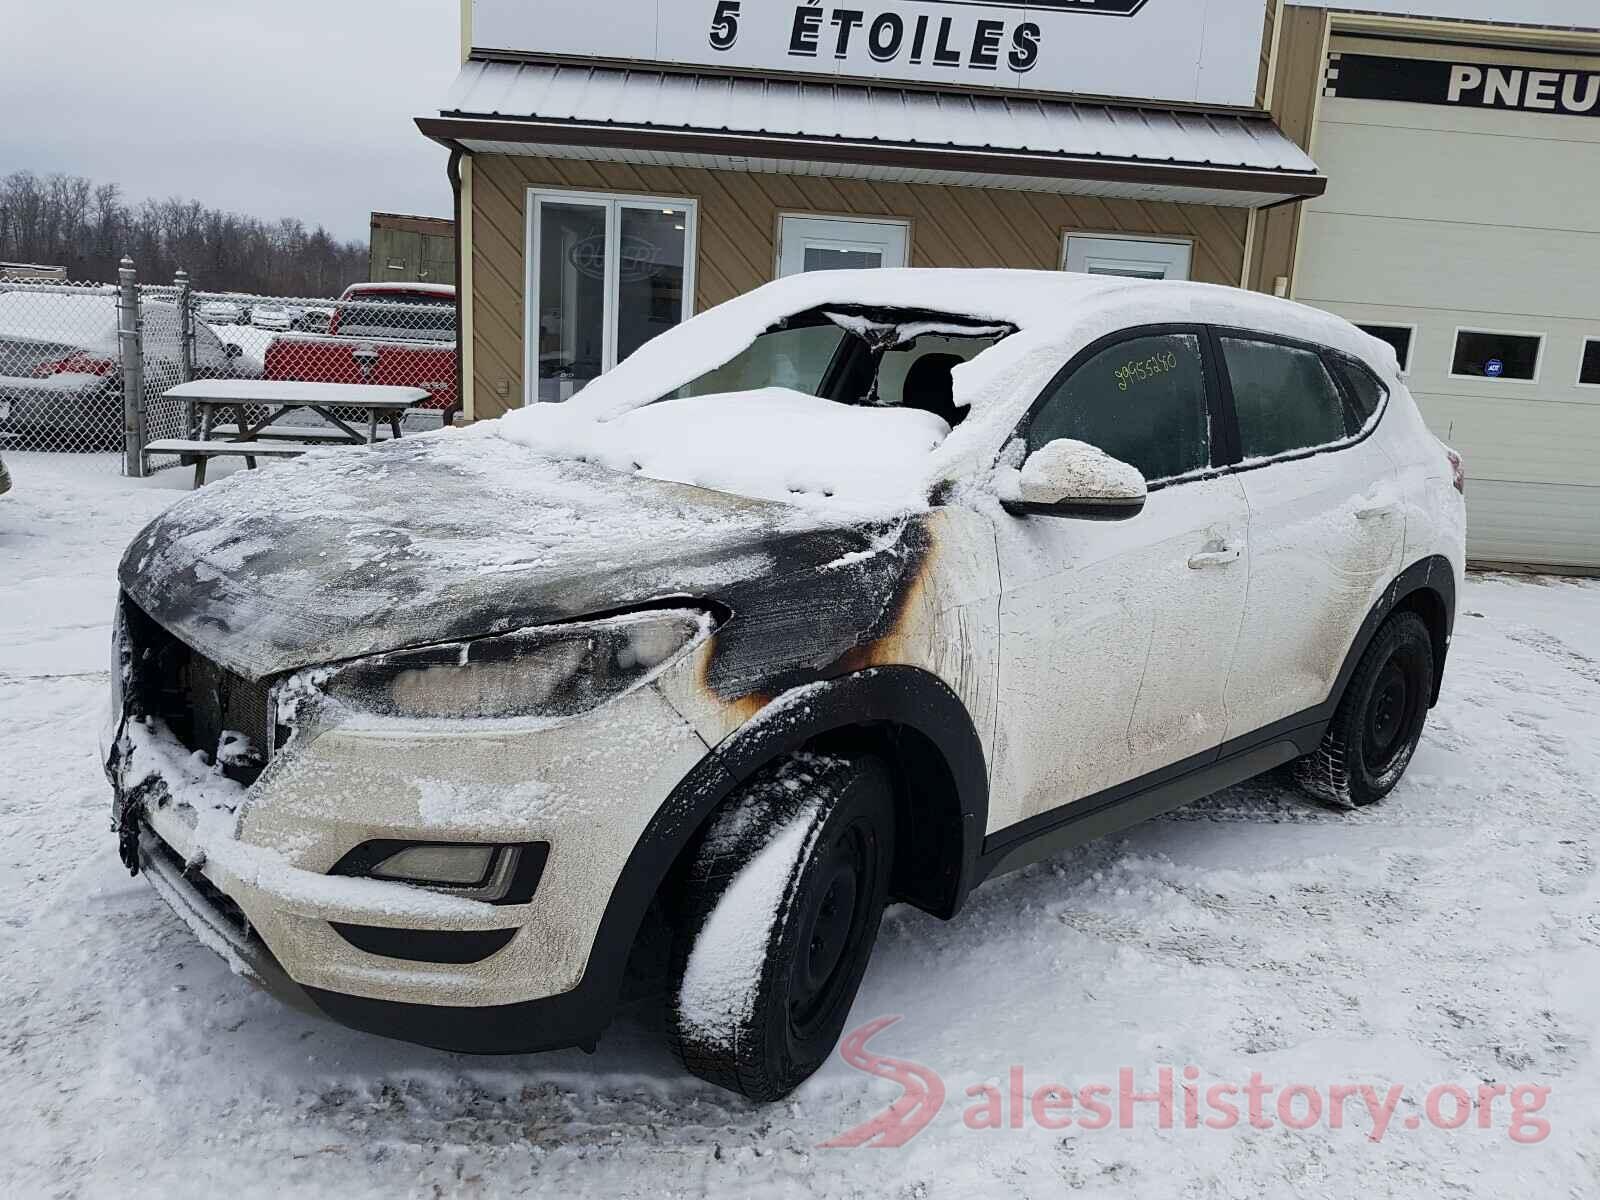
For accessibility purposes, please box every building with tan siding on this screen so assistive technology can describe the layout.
[418,0,1599,568]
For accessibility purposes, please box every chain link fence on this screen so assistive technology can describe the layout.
[0,278,130,460]
[0,258,458,476]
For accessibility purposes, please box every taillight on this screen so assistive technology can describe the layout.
[32,352,118,379]
[1446,448,1466,495]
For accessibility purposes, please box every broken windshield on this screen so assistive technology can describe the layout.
[669,307,1014,427]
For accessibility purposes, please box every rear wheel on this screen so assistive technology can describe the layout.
[667,751,894,1101]
[1294,611,1434,808]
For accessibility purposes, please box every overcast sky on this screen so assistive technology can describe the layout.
[0,0,459,243]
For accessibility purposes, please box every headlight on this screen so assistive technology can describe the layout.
[321,607,714,721]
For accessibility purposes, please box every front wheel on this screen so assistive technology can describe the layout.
[668,751,895,1101]
[1294,610,1435,808]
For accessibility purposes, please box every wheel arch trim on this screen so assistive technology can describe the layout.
[569,666,989,1040]
[1327,554,1456,714]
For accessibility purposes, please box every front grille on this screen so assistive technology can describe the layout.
[125,598,273,787]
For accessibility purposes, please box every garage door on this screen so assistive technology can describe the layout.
[1295,35,1600,569]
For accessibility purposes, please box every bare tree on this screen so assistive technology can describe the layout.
[0,169,370,295]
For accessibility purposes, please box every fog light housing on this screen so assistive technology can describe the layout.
[331,841,549,906]
[371,844,496,887]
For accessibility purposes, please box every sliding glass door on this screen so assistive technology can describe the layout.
[528,191,696,404]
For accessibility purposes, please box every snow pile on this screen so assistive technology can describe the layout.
[500,387,949,508]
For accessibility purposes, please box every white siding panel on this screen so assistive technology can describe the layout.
[1297,210,1600,321]
[1296,73,1600,567]
[1464,480,1600,569]
[1309,104,1600,234]
[1411,391,1600,489]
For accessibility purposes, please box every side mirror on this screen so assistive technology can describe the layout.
[1004,439,1147,521]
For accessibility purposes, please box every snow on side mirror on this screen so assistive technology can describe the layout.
[1004,439,1148,521]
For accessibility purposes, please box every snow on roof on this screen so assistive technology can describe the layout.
[494,268,1399,511]
[0,290,119,350]
[439,61,1324,206]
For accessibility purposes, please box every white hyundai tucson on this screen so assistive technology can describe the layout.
[106,271,1466,1100]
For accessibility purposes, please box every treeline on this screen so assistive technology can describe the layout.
[0,170,369,297]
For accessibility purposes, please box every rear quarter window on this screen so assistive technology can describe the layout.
[1328,354,1389,436]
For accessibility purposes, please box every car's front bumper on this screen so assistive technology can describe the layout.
[114,673,713,1049]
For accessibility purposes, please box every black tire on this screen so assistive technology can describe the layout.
[1294,611,1435,808]
[668,751,895,1101]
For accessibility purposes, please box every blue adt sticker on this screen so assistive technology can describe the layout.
[1485,358,1506,378]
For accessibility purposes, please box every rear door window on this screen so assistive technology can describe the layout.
[1219,336,1348,460]
[1026,331,1212,483]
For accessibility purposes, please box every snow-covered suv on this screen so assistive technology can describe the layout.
[106,271,1466,1100]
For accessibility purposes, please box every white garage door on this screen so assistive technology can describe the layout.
[1295,35,1600,569]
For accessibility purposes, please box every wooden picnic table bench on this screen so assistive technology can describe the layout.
[147,380,431,488]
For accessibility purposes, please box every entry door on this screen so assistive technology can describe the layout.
[1065,235,1192,281]
[988,329,1249,831]
[777,216,909,277]
[529,191,696,404]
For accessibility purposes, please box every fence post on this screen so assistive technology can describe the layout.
[117,256,147,478]
[174,268,196,437]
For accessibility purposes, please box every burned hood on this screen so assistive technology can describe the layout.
[119,430,921,681]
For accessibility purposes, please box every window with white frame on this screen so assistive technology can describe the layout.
[527,190,697,404]
[1063,234,1192,281]
[1580,339,1600,387]
[1450,329,1542,382]
[777,215,909,277]
[1356,323,1416,374]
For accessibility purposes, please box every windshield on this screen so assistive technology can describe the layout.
[500,306,1014,508]
[670,308,1011,428]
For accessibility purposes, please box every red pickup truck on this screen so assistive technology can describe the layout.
[262,283,458,415]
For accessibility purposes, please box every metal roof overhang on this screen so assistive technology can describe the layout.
[418,62,1327,210]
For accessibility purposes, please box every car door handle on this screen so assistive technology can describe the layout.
[1355,501,1398,521]
[1188,544,1242,570]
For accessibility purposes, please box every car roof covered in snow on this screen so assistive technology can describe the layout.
[0,289,121,345]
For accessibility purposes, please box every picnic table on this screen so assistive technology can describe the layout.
[147,380,431,488]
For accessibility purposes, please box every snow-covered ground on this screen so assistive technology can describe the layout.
[2,452,1596,1198]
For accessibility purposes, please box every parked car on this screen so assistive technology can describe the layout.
[0,291,244,449]
[250,303,296,331]
[293,305,335,334]
[198,299,245,326]
[107,271,1466,1101]
[262,282,457,414]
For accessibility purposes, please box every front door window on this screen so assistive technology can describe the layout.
[778,216,909,277]
[530,192,695,404]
